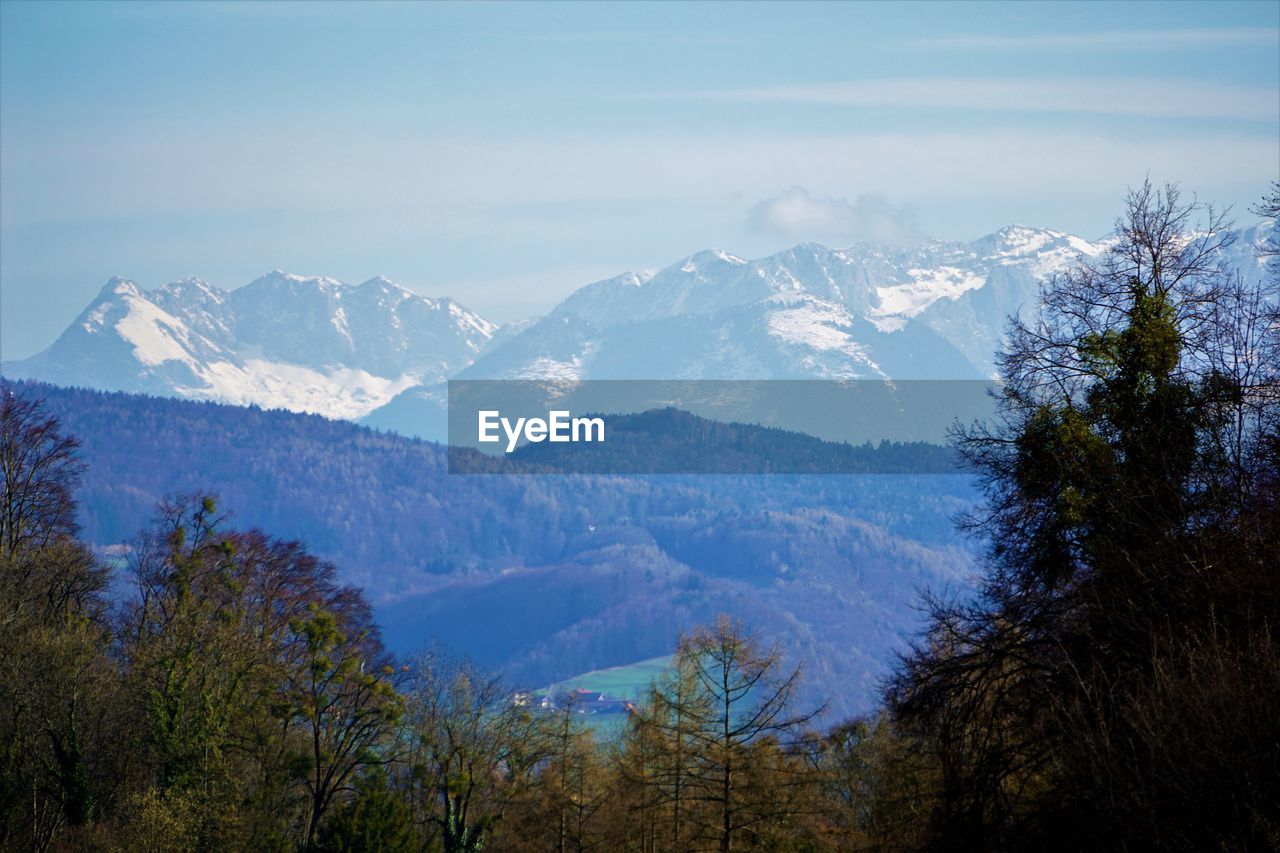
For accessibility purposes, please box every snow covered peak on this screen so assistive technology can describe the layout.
[679,248,748,273]
[98,276,141,298]
[246,269,347,290]
[154,277,223,303]
[6,272,497,420]
[469,222,1237,383]
[971,225,1104,260]
[9,221,1269,423]
[991,223,1058,246]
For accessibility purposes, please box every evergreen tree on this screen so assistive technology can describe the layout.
[889,181,1280,850]
[312,771,420,853]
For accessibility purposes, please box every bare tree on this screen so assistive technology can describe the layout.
[0,384,83,559]
[641,616,822,852]
[400,651,550,852]
[0,385,114,850]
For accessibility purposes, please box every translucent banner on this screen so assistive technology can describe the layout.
[446,379,998,475]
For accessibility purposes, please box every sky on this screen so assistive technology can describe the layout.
[1,0,1277,361]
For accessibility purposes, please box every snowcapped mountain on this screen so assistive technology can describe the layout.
[455,225,1108,383]
[8,221,1271,430]
[360,220,1272,438]
[451,219,1274,386]
[357,226,1112,436]
[2,271,495,419]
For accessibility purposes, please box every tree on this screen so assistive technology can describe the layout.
[122,494,399,849]
[495,697,612,853]
[288,599,403,847]
[0,387,116,850]
[123,496,270,835]
[312,770,421,853]
[400,651,550,852]
[889,181,1280,849]
[0,384,83,558]
[1255,179,1280,227]
[633,616,822,852]
[821,714,936,849]
[0,387,105,714]
[617,649,708,850]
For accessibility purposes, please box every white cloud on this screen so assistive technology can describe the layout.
[654,77,1279,121]
[3,126,1276,226]
[747,188,926,245]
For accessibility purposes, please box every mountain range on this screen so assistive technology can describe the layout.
[4,222,1273,431]
[2,271,495,420]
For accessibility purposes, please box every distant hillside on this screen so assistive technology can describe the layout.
[9,379,981,717]
[495,407,960,474]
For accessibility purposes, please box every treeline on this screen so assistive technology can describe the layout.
[0,405,851,851]
[15,378,975,716]
[22,380,969,575]
[458,407,960,475]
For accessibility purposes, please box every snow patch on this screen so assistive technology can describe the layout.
[331,307,355,349]
[768,301,855,351]
[113,296,198,367]
[512,356,587,381]
[874,267,986,317]
[870,315,908,333]
[191,360,420,420]
[447,301,498,339]
[1067,235,1103,256]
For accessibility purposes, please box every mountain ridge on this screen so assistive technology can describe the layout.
[3,271,496,420]
[6,221,1272,427]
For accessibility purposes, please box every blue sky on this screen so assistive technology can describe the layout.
[2,0,1277,360]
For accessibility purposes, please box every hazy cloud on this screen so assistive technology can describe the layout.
[747,187,927,246]
[907,27,1280,52]
[658,77,1279,121]
[6,128,1276,225]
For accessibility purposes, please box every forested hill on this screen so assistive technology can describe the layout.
[13,379,979,715]
[461,407,960,474]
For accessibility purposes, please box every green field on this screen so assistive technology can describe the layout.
[545,655,674,702]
